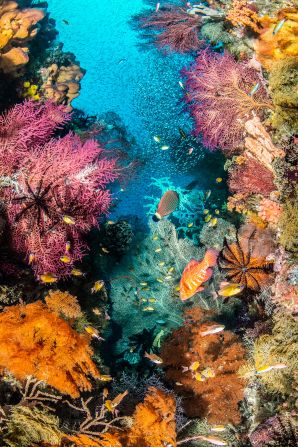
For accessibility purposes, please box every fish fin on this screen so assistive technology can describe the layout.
[219,281,229,288]
[195,286,204,294]
[204,268,213,282]
[184,259,199,272]
[182,366,188,373]
[204,248,219,267]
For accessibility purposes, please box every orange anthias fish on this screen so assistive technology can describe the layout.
[144,352,163,365]
[179,248,218,301]
[152,190,179,222]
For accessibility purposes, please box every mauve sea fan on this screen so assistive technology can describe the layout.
[184,50,273,151]
[250,414,298,447]
[0,102,118,278]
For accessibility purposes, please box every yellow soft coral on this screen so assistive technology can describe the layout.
[255,9,298,70]
[227,0,262,32]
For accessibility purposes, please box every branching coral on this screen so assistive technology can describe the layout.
[184,49,273,150]
[0,1,45,75]
[249,413,298,447]
[219,224,275,292]
[45,290,83,320]
[0,101,118,278]
[134,5,201,53]
[226,0,262,32]
[228,157,276,197]
[161,308,246,424]
[0,301,99,396]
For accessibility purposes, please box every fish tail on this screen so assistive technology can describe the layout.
[182,366,189,373]
[205,248,219,267]
[152,213,161,222]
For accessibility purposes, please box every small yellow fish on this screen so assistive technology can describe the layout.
[164,275,173,280]
[101,247,110,254]
[141,287,150,291]
[84,326,104,340]
[60,255,71,263]
[28,253,35,265]
[91,280,105,293]
[157,278,164,283]
[211,425,226,433]
[153,235,159,240]
[215,209,220,215]
[40,273,58,284]
[105,400,114,412]
[218,282,244,298]
[71,268,85,277]
[161,145,170,150]
[159,261,165,266]
[23,81,30,88]
[65,241,71,252]
[168,267,174,273]
[103,387,109,399]
[216,177,222,183]
[187,222,194,228]
[141,298,148,303]
[155,248,162,253]
[153,135,161,143]
[99,375,113,382]
[148,298,157,303]
[203,209,209,215]
[107,220,115,225]
[195,372,206,382]
[182,361,200,373]
[63,215,75,225]
[202,367,216,378]
[175,285,180,291]
[209,218,218,227]
[205,215,212,222]
[256,363,287,375]
[140,282,148,286]
[92,307,102,316]
[143,306,155,312]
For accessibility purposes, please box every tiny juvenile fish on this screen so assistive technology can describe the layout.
[205,215,212,223]
[161,145,170,150]
[194,372,206,382]
[99,375,113,382]
[62,19,69,25]
[249,82,260,96]
[101,247,110,254]
[84,326,104,340]
[188,147,194,155]
[195,435,227,446]
[91,280,105,293]
[218,282,244,298]
[60,255,71,264]
[65,241,71,252]
[256,363,287,374]
[273,18,286,35]
[209,218,218,227]
[179,80,185,89]
[157,278,164,283]
[63,215,75,225]
[28,253,35,265]
[107,220,115,225]
[201,367,216,378]
[105,390,128,412]
[187,222,194,228]
[155,248,162,253]
[148,298,157,303]
[211,425,226,433]
[144,352,163,365]
[140,282,148,286]
[143,306,155,312]
[200,324,225,337]
[179,128,187,139]
[155,2,160,12]
[153,235,159,240]
[40,273,58,284]
[215,209,220,215]
[215,177,222,183]
[205,189,211,201]
[153,135,161,143]
[159,261,165,266]
[182,361,200,373]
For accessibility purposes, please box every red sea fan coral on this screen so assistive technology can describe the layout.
[136,5,201,53]
[228,157,276,197]
[184,50,273,150]
[0,102,118,278]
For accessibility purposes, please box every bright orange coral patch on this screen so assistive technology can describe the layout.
[0,301,99,396]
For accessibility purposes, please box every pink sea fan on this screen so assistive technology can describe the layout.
[136,5,201,53]
[0,100,70,175]
[184,50,273,150]
[0,102,118,278]
[228,158,276,197]
[250,414,298,447]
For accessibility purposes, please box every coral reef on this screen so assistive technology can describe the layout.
[0,101,118,278]
[161,307,246,423]
[250,413,298,447]
[184,50,273,151]
[0,301,99,396]
[279,186,298,254]
[0,1,45,75]
[44,290,83,320]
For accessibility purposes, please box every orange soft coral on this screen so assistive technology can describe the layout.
[64,434,122,447]
[255,9,298,70]
[124,387,176,447]
[227,0,262,32]
[258,198,283,226]
[0,301,99,396]
[45,290,83,320]
[219,224,275,291]
[161,308,245,424]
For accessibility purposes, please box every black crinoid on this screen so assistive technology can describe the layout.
[218,224,275,292]
[250,414,298,447]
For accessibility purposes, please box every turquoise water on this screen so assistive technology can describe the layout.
[46,0,197,218]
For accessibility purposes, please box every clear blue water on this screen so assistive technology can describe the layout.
[46,0,198,219]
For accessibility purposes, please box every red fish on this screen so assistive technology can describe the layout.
[153,190,179,221]
[180,249,218,301]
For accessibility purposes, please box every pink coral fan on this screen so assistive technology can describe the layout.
[184,50,273,150]
[250,414,298,447]
[258,198,283,226]
[0,102,118,278]
[135,5,201,53]
[228,157,276,197]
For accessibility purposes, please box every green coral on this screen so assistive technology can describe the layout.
[269,57,298,136]
[3,406,62,447]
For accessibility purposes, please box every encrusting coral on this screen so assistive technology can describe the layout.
[161,307,246,424]
[45,290,83,320]
[0,1,45,75]
[0,301,100,396]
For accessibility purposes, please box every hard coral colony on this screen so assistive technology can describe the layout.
[0,0,297,446]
